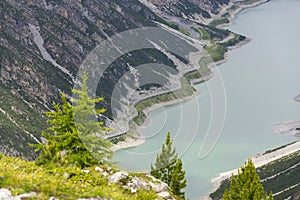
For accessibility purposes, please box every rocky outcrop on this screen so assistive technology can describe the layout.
[0,166,176,200]
[0,188,36,200]
[142,0,230,19]
[103,167,174,199]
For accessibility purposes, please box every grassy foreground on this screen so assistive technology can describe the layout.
[0,154,158,200]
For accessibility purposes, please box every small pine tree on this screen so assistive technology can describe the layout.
[151,132,187,199]
[33,72,113,168]
[170,159,187,199]
[71,72,113,163]
[223,159,274,200]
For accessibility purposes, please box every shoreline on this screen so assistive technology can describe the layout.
[209,140,300,197]
[112,35,249,152]
[208,0,270,28]
[112,0,260,152]
[112,89,202,151]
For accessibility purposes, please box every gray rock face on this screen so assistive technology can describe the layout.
[105,169,172,197]
[293,94,300,102]
[158,191,172,199]
[144,0,230,19]
[149,181,169,193]
[108,170,129,183]
[0,0,229,159]
[0,0,167,158]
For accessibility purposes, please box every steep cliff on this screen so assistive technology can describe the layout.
[0,0,174,158]
[0,0,236,158]
[143,0,230,19]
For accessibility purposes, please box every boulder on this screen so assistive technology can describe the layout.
[149,181,168,193]
[157,191,171,199]
[0,188,36,200]
[0,189,11,199]
[95,166,104,172]
[108,171,129,183]
[129,177,151,190]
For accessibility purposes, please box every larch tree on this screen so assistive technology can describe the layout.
[151,132,187,199]
[34,72,113,168]
[223,159,274,200]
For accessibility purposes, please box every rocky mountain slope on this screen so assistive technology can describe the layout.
[210,148,300,200]
[0,0,170,158]
[142,0,230,19]
[0,0,235,159]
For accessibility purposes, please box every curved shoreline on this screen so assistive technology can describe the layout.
[113,0,265,152]
[112,36,249,152]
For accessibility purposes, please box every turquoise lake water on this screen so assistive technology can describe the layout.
[114,0,300,198]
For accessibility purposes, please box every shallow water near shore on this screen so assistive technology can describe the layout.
[114,0,300,198]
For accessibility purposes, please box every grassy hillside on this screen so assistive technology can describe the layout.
[0,154,172,200]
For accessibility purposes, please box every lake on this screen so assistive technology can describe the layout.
[114,0,300,198]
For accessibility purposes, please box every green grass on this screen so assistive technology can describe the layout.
[179,27,191,36]
[0,154,158,200]
[165,21,179,30]
[209,44,226,62]
[133,77,196,126]
[132,31,243,126]
[209,18,230,27]
[200,28,211,40]
[191,27,211,40]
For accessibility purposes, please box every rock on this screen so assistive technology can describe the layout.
[157,191,171,199]
[123,185,137,194]
[0,189,11,199]
[130,187,137,194]
[130,177,151,190]
[63,172,70,179]
[102,171,109,177]
[108,171,129,183]
[293,94,300,102]
[149,181,169,193]
[0,188,36,200]
[95,166,104,172]
[17,192,36,199]
[77,198,110,200]
[122,176,155,193]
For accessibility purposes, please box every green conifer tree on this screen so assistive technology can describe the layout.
[151,132,187,199]
[34,72,113,168]
[71,72,113,164]
[223,159,274,200]
[170,159,187,199]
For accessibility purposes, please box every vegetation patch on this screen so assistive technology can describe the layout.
[179,27,191,36]
[209,17,230,27]
[210,150,300,200]
[0,154,158,200]
[133,77,196,126]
